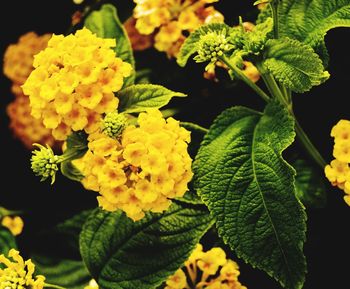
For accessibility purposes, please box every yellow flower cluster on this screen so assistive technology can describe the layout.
[133,0,224,58]
[74,109,193,221]
[325,119,350,205]
[0,249,45,289]
[3,32,51,85]
[165,244,247,289]
[7,95,57,149]
[3,32,57,149]
[22,28,133,141]
[1,216,24,236]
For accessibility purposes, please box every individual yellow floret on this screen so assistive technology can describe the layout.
[84,279,99,289]
[6,94,57,149]
[132,0,224,58]
[1,216,24,236]
[22,27,133,141]
[0,249,45,289]
[74,109,193,221]
[165,244,247,289]
[3,32,51,85]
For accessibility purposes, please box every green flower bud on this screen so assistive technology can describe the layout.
[102,112,128,139]
[194,29,233,70]
[31,144,61,184]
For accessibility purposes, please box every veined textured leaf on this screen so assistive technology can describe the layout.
[293,159,327,208]
[177,23,232,67]
[33,256,91,289]
[117,84,186,113]
[84,4,135,86]
[263,38,329,92]
[80,204,214,289]
[0,226,17,255]
[32,210,93,289]
[258,0,350,65]
[193,101,307,289]
[278,0,350,48]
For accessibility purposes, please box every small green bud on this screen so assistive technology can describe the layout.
[102,112,128,139]
[31,144,61,184]
[193,29,233,71]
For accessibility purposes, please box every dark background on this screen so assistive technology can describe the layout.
[1,1,349,288]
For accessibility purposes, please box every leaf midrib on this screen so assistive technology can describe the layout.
[250,118,293,285]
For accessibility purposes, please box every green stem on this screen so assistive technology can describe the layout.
[180,122,209,134]
[256,62,327,168]
[270,0,280,39]
[44,283,67,289]
[294,119,327,168]
[0,207,23,217]
[219,55,270,102]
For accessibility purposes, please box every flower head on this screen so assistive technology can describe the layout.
[0,249,45,289]
[1,216,24,236]
[194,28,233,71]
[102,112,128,139]
[132,0,224,58]
[74,109,193,221]
[31,144,61,184]
[22,28,133,141]
[165,244,247,289]
[3,32,51,85]
[325,119,350,206]
[7,94,57,149]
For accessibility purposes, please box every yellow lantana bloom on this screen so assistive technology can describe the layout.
[22,28,132,141]
[3,32,51,85]
[165,244,247,289]
[0,249,45,289]
[74,109,193,221]
[7,94,57,149]
[1,216,24,236]
[132,0,224,58]
[325,119,350,206]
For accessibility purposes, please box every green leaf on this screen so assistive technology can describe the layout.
[263,37,329,93]
[293,159,327,209]
[61,161,84,182]
[31,210,93,289]
[175,191,204,205]
[194,101,307,289]
[61,131,88,182]
[84,3,135,86]
[80,204,214,289]
[33,256,91,289]
[56,209,93,251]
[278,0,350,50]
[117,84,186,113]
[0,226,17,255]
[177,23,232,67]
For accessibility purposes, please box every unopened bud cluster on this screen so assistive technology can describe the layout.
[102,112,127,139]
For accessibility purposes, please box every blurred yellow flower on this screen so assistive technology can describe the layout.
[0,249,45,289]
[7,94,57,149]
[132,0,224,58]
[84,279,99,289]
[165,244,247,289]
[3,32,51,85]
[22,28,132,141]
[1,216,24,236]
[74,109,193,221]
